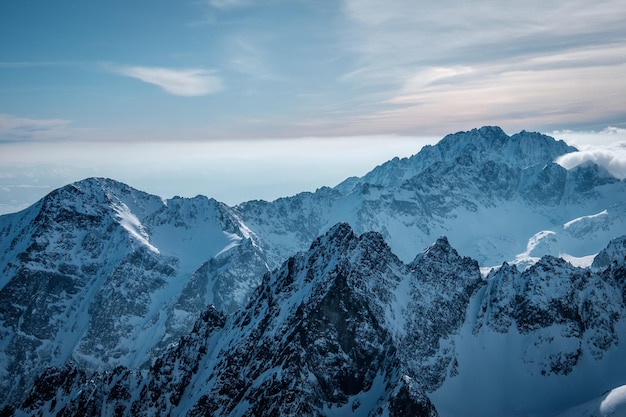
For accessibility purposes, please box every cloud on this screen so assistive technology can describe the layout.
[550,126,626,147]
[0,114,70,132]
[554,128,626,179]
[207,0,255,9]
[335,0,626,134]
[556,143,626,179]
[110,65,223,96]
[0,113,203,143]
[329,57,626,135]
[0,114,72,141]
[342,0,625,69]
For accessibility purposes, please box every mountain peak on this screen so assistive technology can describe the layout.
[477,125,507,135]
[438,127,577,169]
[411,235,457,265]
[66,177,142,202]
[409,236,482,294]
[36,177,164,219]
[337,127,578,194]
[592,235,626,269]
[309,222,356,251]
[4,175,626,417]
[434,235,451,247]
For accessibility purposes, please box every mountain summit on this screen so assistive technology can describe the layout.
[237,126,624,267]
[337,126,577,191]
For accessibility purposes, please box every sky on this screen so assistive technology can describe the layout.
[1,0,625,214]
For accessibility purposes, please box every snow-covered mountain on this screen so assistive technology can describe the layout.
[236,126,626,269]
[0,178,269,405]
[5,226,626,417]
[1,126,626,414]
[432,237,626,416]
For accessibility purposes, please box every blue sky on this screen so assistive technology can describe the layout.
[1,0,626,213]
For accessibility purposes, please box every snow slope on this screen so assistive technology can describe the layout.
[556,385,626,417]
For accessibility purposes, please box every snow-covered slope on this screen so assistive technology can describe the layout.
[6,226,626,417]
[556,384,626,417]
[0,178,269,406]
[432,245,626,417]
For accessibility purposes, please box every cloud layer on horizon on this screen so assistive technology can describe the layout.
[0,134,437,214]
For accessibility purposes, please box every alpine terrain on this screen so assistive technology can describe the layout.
[0,126,625,416]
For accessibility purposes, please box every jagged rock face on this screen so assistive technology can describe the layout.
[6,228,626,417]
[430,238,626,417]
[7,224,443,417]
[134,306,228,416]
[167,236,268,343]
[0,179,154,403]
[404,237,483,389]
[184,223,439,417]
[474,256,623,374]
[593,235,626,270]
[341,126,577,190]
[0,178,269,406]
[4,306,227,417]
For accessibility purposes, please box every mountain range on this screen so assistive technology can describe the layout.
[0,126,625,416]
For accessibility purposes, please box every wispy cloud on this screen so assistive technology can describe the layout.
[207,0,255,10]
[336,0,626,134]
[342,0,625,69]
[226,36,281,81]
[109,65,224,96]
[0,114,72,141]
[0,113,199,143]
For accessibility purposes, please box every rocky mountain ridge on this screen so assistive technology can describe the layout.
[4,226,626,417]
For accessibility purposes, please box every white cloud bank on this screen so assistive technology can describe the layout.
[554,127,626,179]
[110,65,223,96]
